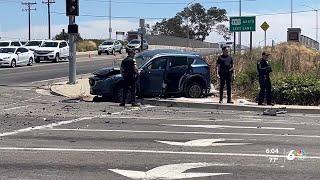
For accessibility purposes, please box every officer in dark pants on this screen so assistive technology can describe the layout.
[217,47,234,104]
[257,52,273,105]
[120,50,140,107]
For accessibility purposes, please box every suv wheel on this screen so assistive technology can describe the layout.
[98,51,102,55]
[11,59,16,68]
[185,82,203,98]
[53,53,60,63]
[27,57,33,66]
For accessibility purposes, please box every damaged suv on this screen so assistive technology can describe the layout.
[89,51,211,101]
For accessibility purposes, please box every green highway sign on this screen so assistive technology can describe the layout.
[230,16,256,32]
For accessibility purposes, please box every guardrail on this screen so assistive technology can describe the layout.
[300,35,319,50]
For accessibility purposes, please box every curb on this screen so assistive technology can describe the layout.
[141,99,320,114]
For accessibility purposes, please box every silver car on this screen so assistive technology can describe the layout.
[98,40,123,55]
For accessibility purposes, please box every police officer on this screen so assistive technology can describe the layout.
[217,47,234,104]
[257,52,273,105]
[120,50,140,107]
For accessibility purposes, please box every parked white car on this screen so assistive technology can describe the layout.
[24,40,45,51]
[0,47,34,68]
[98,40,123,55]
[0,41,22,47]
[34,40,69,63]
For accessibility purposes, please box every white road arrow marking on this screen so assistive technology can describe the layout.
[162,124,295,130]
[155,139,251,147]
[109,162,231,180]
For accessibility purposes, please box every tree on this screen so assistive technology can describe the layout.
[152,3,230,41]
[54,30,83,42]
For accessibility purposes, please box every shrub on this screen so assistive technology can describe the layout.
[272,75,320,106]
[77,40,97,52]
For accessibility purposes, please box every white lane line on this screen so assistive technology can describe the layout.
[0,106,153,137]
[0,147,319,159]
[0,116,98,137]
[44,129,320,138]
[162,124,296,130]
[2,105,30,111]
[103,116,306,125]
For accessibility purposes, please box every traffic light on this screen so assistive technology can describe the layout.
[66,0,79,16]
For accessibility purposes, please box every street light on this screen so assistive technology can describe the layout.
[302,4,318,43]
[186,0,196,48]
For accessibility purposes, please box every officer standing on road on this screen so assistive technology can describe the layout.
[257,52,273,105]
[120,50,140,107]
[217,47,234,104]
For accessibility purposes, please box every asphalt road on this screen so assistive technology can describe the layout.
[0,86,319,180]
[0,54,125,86]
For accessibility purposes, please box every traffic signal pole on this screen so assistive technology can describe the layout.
[66,0,79,84]
[68,16,76,84]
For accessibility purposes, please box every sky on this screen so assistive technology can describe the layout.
[0,0,320,46]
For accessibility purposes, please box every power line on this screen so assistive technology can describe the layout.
[22,1,37,40]
[82,0,256,5]
[42,0,55,39]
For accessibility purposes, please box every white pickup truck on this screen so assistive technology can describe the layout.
[34,40,69,63]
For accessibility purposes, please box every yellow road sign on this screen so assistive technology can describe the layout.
[261,21,270,31]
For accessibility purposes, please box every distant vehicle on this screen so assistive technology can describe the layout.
[126,31,140,42]
[89,52,211,102]
[0,47,34,68]
[24,40,45,51]
[98,40,123,55]
[20,41,28,46]
[0,41,22,47]
[126,39,148,52]
[34,40,69,63]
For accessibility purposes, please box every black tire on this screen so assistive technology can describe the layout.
[11,59,16,68]
[53,53,60,63]
[98,51,102,55]
[119,48,123,54]
[35,58,40,63]
[185,82,203,98]
[27,57,33,66]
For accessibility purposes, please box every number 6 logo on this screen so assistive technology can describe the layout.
[286,150,296,161]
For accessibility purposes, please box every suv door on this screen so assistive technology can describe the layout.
[16,48,26,64]
[140,56,169,97]
[165,56,189,93]
[20,48,30,65]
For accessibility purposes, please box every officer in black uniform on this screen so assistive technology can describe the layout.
[120,50,140,107]
[217,47,234,104]
[257,52,273,105]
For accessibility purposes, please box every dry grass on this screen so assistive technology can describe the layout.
[77,40,97,52]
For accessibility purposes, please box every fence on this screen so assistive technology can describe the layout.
[144,35,219,49]
[300,35,319,50]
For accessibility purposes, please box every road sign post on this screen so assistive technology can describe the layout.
[260,21,270,48]
[230,16,256,53]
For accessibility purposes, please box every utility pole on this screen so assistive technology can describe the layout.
[22,2,36,41]
[186,0,196,48]
[291,0,293,28]
[109,0,112,39]
[239,0,242,52]
[42,0,55,40]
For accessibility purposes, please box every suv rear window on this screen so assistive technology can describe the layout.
[193,58,207,65]
[170,56,187,67]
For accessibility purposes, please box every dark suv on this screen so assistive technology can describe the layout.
[89,53,211,101]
